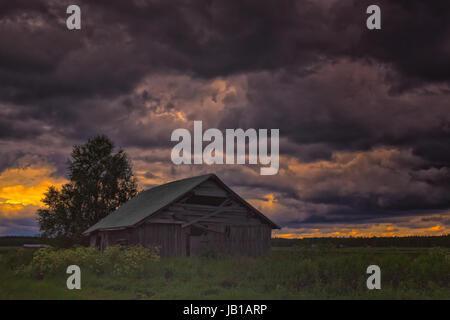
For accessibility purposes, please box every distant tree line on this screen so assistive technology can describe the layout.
[271,234,450,248]
[2,234,449,248]
[0,236,51,247]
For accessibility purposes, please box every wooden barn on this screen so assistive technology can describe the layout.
[83,174,280,257]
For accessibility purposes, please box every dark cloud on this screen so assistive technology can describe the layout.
[353,0,450,91]
[1,0,448,105]
[0,0,449,232]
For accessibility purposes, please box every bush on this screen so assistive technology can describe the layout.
[25,246,99,278]
[21,245,160,278]
[102,245,160,277]
[1,248,35,270]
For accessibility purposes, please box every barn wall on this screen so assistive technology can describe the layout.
[137,223,186,257]
[89,232,98,247]
[187,224,271,256]
[90,223,272,256]
[90,229,139,250]
[229,224,272,256]
[105,229,139,246]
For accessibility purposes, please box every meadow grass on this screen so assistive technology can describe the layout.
[0,246,448,300]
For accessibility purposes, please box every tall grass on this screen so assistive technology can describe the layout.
[0,246,448,299]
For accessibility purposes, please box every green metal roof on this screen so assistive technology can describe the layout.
[83,174,214,234]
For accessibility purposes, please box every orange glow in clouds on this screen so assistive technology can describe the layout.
[273,223,448,239]
[0,165,67,218]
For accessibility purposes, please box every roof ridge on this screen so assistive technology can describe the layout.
[141,173,215,193]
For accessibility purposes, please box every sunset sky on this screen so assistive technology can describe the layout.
[0,0,449,237]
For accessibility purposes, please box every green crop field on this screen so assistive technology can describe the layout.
[0,244,448,300]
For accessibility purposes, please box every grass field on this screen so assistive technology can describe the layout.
[0,245,448,300]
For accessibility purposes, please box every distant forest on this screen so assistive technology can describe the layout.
[272,235,450,248]
[1,234,449,248]
[0,236,59,247]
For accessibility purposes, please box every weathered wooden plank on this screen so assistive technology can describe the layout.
[181,200,230,228]
[146,218,185,224]
[168,208,249,219]
[191,223,225,234]
[136,223,184,257]
[164,209,254,220]
[193,189,228,197]
[170,203,246,212]
[191,218,261,226]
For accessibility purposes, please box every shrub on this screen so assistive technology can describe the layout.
[2,248,35,270]
[103,245,160,277]
[22,245,160,278]
[27,246,99,278]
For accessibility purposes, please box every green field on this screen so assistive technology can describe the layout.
[0,245,448,300]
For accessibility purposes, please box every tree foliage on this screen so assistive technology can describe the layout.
[37,135,138,243]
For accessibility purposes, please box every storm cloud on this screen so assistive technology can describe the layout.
[0,0,449,236]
